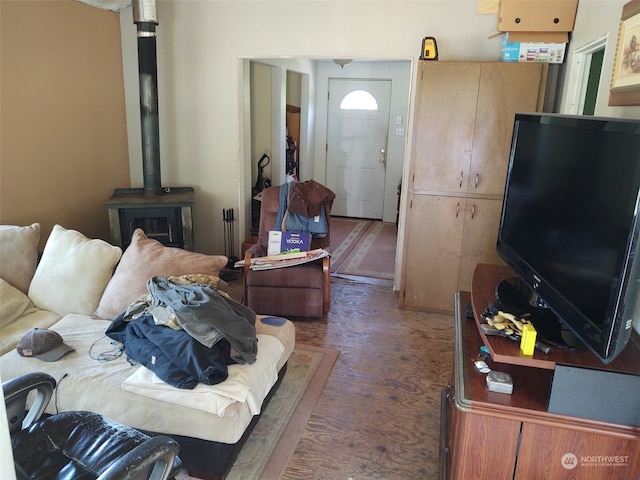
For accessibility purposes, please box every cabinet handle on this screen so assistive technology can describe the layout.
[475,173,479,189]
[471,204,476,219]
[456,202,460,218]
[459,171,464,188]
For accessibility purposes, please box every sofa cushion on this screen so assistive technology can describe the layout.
[28,225,123,317]
[120,333,285,417]
[0,278,37,327]
[0,313,295,444]
[94,229,228,320]
[0,223,40,294]
[0,279,62,355]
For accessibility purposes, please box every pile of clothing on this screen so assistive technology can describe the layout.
[274,180,335,237]
[106,275,257,389]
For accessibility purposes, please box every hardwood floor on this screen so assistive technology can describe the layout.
[225,273,455,479]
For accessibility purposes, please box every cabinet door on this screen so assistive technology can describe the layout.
[458,198,504,293]
[469,63,547,196]
[400,62,547,313]
[515,422,640,479]
[400,194,464,311]
[449,406,521,480]
[411,62,480,193]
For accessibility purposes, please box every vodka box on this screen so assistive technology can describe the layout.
[268,231,311,255]
[281,231,311,252]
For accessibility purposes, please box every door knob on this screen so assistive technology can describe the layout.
[379,148,386,163]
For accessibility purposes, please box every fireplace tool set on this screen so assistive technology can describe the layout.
[222,208,240,281]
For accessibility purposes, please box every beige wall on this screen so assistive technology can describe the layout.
[250,62,274,184]
[119,1,503,255]
[0,0,130,249]
[118,1,640,256]
[2,1,638,254]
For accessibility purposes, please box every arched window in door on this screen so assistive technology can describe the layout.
[339,90,379,111]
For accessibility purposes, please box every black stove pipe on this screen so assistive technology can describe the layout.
[133,0,162,196]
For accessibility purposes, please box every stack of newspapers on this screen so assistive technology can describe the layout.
[234,248,329,271]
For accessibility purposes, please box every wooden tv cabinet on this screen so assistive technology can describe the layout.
[439,265,640,479]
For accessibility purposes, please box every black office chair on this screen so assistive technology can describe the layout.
[3,372,182,480]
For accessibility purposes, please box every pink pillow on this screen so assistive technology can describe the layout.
[94,229,228,320]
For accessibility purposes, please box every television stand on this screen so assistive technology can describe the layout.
[440,287,640,479]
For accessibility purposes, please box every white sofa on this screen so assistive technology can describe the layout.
[0,224,295,478]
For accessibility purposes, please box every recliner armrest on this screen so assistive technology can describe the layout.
[322,256,331,312]
[245,243,266,258]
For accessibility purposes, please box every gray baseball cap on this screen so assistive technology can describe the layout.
[16,328,75,362]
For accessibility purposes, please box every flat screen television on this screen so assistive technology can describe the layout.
[497,113,640,364]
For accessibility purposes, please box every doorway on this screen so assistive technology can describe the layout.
[241,58,412,287]
[582,49,604,115]
[244,59,411,225]
[564,35,608,115]
[326,79,392,219]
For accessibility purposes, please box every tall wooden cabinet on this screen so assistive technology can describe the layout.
[400,61,548,312]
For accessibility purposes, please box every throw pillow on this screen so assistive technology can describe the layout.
[0,223,40,294]
[28,225,123,317]
[94,229,228,320]
[0,278,38,328]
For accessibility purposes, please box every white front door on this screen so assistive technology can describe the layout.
[326,79,391,219]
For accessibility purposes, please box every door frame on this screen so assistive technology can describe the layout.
[239,58,412,288]
[312,60,412,225]
[563,34,609,114]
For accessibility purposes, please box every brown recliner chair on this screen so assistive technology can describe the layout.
[243,181,334,317]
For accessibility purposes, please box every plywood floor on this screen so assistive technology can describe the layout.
[224,273,455,479]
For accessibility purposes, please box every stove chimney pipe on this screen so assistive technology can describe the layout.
[133,0,162,195]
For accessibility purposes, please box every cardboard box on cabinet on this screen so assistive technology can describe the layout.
[498,0,578,43]
[502,32,567,63]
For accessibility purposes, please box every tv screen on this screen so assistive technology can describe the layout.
[497,113,640,364]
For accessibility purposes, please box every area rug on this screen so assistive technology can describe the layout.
[329,217,372,273]
[334,221,397,280]
[223,344,339,479]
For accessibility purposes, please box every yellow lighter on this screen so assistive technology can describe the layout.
[420,37,438,60]
[520,323,537,356]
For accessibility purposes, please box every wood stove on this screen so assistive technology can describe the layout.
[105,187,194,250]
[106,0,194,250]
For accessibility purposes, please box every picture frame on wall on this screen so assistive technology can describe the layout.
[609,1,640,106]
